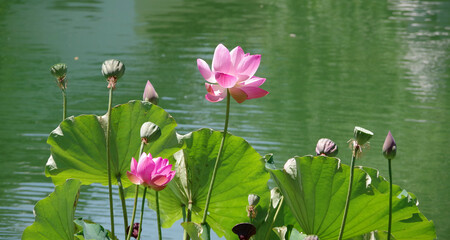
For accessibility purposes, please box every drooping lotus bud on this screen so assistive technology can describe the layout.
[143,80,159,105]
[126,222,140,239]
[354,126,373,146]
[50,63,68,90]
[382,131,397,160]
[232,223,256,240]
[248,194,260,206]
[140,122,161,144]
[315,138,338,157]
[101,59,125,88]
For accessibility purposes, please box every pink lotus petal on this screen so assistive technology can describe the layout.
[139,152,150,162]
[151,175,170,186]
[212,44,232,74]
[205,93,225,102]
[130,157,138,173]
[158,164,173,175]
[240,77,266,87]
[241,86,269,100]
[229,87,248,103]
[230,46,245,69]
[127,172,143,185]
[215,72,238,88]
[237,54,261,78]
[137,157,155,184]
[153,157,164,171]
[197,59,215,83]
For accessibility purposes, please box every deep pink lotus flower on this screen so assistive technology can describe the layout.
[127,152,175,191]
[197,44,269,103]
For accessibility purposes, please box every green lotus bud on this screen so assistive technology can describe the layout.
[143,80,159,105]
[140,121,161,143]
[353,126,373,146]
[102,59,125,89]
[50,63,67,79]
[382,131,397,160]
[248,194,260,206]
[315,138,338,157]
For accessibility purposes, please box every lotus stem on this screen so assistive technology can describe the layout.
[338,144,359,240]
[264,197,284,240]
[117,177,128,235]
[126,141,145,240]
[106,86,115,237]
[62,89,67,120]
[156,191,162,240]
[388,158,393,240]
[202,89,231,224]
[183,201,193,240]
[137,187,147,240]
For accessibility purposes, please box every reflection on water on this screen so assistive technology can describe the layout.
[0,0,448,239]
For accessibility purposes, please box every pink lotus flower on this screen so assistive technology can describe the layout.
[127,152,175,191]
[197,44,269,103]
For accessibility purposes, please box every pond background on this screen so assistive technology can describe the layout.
[0,0,448,239]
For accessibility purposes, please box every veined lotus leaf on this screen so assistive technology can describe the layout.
[46,100,183,187]
[267,156,433,240]
[22,179,81,240]
[142,128,271,239]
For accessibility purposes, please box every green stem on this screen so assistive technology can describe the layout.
[183,201,193,240]
[338,144,359,240]
[126,141,145,240]
[264,197,284,240]
[106,86,115,237]
[117,177,128,235]
[137,187,147,240]
[156,191,162,240]
[388,159,393,240]
[201,89,231,224]
[62,89,67,120]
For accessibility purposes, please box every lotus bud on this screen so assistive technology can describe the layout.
[315,138,338,157]
[50,63,67,90]
[143,80,159,105]
[248,194,260,206]
[101,59,125,89]
[232,223,256,240]
[382,131,397,160]
[283,158,297,179]
[305,235,320,240]
[354,126,373,146]
[140,121,161,144]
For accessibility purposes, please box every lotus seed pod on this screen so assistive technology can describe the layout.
[232,223,256,240]
[354,126,373,146]
[140,121,161,143]
[315,138,338,157]
[143,80,159,105]
[248,194,260,206]
[382,131,397,160]
[50,63,67,79]
[283,158,297,179]
[101,59,125,79]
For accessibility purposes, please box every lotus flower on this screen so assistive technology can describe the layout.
[127,152,175,191]
[197,44,269,103]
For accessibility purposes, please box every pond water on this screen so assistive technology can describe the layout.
[0,0,448,239]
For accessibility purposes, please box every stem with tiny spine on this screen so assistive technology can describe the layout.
[126,141,145,240]
[62,89,67,120]
[137,187,147,240]
[106,85,115,237]
[338,144,359,240]
[388,158,393,240]
[117,177,128,235]
[201,89,231,224]
[156,191,162,240]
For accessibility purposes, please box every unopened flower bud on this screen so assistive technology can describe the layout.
[143,80,159,105]
[140,121,161,144]
[102,59,125,88]
[248,194,260,206]
[50,63,67,79]
[354,126,373,146]
[315,138,338,157]
[382,131,397,160]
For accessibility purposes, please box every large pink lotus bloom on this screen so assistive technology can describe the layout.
[127,152,175,191]
[197,44,269,103]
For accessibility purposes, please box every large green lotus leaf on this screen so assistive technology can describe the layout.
[46,100,182,186]
[267,156,422,240]
[22,179,81,240]
[144,128,271,239]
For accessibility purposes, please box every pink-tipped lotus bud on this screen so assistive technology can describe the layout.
[315,138,338,157]
[143,80,159,105]
[382,131,397,160]
[102,59,125,79]
[140,121,161,143]
[354,126,373,146]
